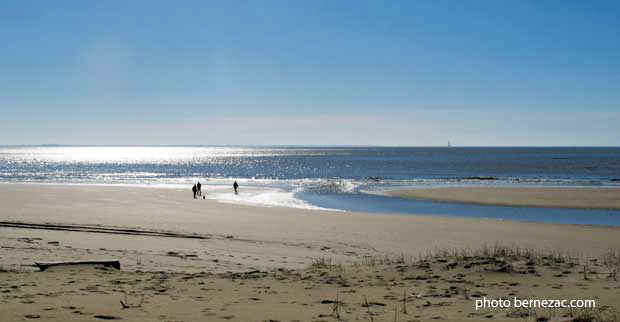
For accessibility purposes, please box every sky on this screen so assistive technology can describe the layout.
[1,0,619,146]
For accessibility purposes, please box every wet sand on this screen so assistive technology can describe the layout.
[2,183,620,264]
[1,183,620,321]
[383,187,620,210]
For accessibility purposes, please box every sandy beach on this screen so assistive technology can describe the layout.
[4,0,620,319]
[382,187,620,210]
[2,183,620,321]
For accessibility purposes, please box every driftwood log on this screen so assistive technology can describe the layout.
[34,260,121,271]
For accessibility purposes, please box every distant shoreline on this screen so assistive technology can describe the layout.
[2,144,620,148]
[381,186,620,210]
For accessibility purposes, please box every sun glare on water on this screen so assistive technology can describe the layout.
[6,146,256,164]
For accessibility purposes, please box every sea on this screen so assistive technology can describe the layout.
[1,146,620,226]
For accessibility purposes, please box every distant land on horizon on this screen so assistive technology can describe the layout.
[1,144,619,148]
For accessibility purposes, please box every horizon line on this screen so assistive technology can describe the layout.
[1,144,619,148]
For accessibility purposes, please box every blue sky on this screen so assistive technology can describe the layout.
[1,0,619,145]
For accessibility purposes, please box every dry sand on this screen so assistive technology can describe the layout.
[383,187,620,210]
[1,183,620,321]
[2,251,619,322]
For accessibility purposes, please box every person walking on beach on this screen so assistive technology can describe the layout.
[192,184,197,199]
[197,181,202,196]
[233,181,239,194]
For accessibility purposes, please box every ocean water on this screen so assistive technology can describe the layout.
[1,146,620,225]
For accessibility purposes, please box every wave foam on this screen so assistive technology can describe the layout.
[206,187,338,211]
